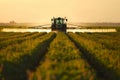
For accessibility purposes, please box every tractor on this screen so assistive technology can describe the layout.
[51,17,67,33]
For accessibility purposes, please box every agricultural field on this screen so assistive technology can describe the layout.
[0,31,120,80]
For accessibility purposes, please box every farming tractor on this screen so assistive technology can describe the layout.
[51,17,67,33]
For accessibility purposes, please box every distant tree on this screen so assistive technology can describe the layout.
[9,21,16,24]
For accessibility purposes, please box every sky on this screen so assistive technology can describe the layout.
[0,0,120,23]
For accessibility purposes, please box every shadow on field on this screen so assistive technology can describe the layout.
[1,34,56,80]
[2,61,27,80]
[67,34,120,80]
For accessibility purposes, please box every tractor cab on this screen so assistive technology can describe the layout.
[51,17,67,33]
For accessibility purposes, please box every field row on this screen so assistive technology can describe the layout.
[68,32,120,80]
[0,32,56,80]
[30,32,99,80]
[0,32,35,42]
[0,32,120,80]
[76,32,120,50]
[0,32,46,49]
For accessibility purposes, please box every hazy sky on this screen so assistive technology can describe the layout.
[0,0,120,23]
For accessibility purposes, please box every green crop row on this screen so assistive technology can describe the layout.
[0,32,119,80]
[0,32,46,49]
[0,32,24,38]
[76,32,120,51]
[0,32,55,80]
[0,32,36,42]
[31,32,99,80]
[68,33,120,80]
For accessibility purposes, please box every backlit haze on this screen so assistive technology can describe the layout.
[0,0,120,23]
